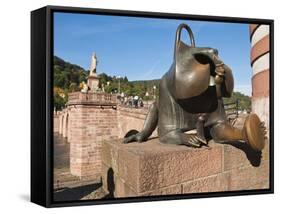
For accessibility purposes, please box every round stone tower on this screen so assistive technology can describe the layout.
[249,24,270,129]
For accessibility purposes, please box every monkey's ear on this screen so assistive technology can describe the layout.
[174,23,195,60]
[175,41,191,60]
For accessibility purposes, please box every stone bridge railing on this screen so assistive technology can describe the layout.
[67,92,117,106]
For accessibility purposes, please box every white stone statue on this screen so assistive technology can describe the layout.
[89,53,98,76]
[87,52,100,92]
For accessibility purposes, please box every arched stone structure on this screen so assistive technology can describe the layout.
[66,110,72,143]
[53,112,60,132]
[62,111,69,138]
[58,113,63,134]
[249,24,270,129]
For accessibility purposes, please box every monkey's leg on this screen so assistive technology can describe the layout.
[210,122,245,142]
[209,114,266,151]
[196,114,208,145]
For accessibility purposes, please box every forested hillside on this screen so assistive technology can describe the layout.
[53,56,88,110]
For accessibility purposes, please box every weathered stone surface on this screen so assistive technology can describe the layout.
[102,139,223,193]
[118,146,141,190]
[227,160,270,191]
[139,184,182,196]
[102,141,119,172]
[101,137,270,197]
[115,177,138,198]
[102,162,137,198]
[182,173,229,193]
[137,142,222,193]
[223,140,269,171]
[101,163,112,194]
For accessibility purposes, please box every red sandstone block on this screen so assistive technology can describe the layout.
[182,173,229,193]
[81,164,101,177]
[70,166,82,177]
[102,141,119,172]
[102,162,121,195]
[137,144,222,193]
[101,163,110,191]
[139,184,182,197]
[115,177,138,198]
[70,138,103,177]
[103,139,222,193]
[102,162,138,198]
[226,160,270,191]
[118,146,141,190]
[223,140,269,171]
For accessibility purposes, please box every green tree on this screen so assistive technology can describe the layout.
[223,92,251,111]
[53,56,88,108]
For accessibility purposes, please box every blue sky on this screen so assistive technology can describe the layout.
[54,12,253,95]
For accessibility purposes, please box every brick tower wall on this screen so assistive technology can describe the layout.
[250,24,270,129]
[66,92,119,178]
[68,105,119,177]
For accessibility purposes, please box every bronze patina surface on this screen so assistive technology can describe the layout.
[123,23,266,151]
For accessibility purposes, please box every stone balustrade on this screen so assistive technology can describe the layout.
[67,92,117,106]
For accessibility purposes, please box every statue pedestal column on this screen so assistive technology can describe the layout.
[87,74,100,92]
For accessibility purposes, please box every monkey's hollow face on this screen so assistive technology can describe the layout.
[173,41,219,113]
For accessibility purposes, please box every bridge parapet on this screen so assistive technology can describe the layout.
[67,92,117,106]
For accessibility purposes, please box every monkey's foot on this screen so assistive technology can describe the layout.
[123,130,148,144]
[182,134,207,148]
[243,113,266,151]
[196,131,208,145]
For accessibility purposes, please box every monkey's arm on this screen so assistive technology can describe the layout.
[220,64,234,97]
[213,55,234,98]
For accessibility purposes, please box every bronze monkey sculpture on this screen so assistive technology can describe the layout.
[124,23,266,151]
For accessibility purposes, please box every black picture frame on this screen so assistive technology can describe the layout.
[31,5,274,208]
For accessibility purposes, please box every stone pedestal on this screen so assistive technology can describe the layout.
[87,74,100,92]
[101,138,269,198]
[67,92,118,178]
